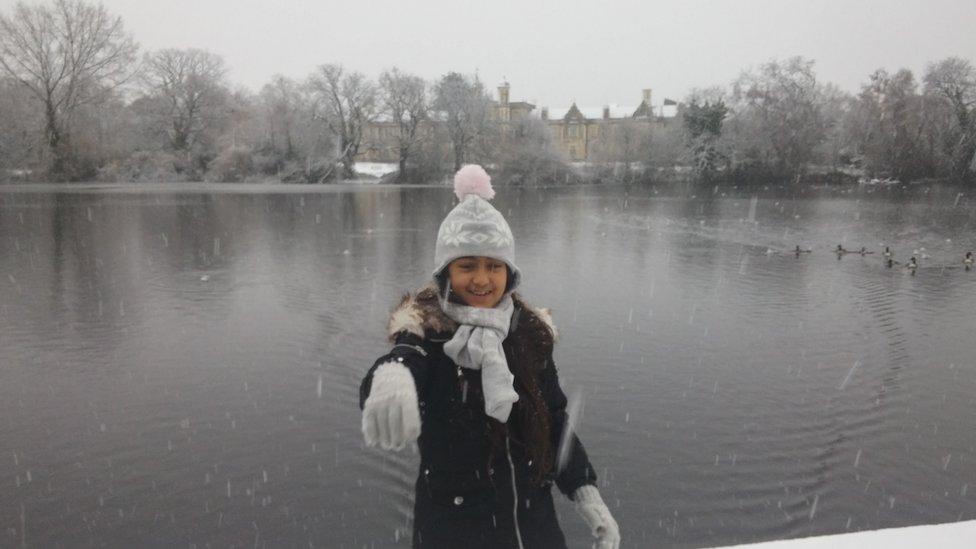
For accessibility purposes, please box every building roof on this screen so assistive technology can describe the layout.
[535,102,677,121]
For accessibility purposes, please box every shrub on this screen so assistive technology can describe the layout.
[206,146,254,182]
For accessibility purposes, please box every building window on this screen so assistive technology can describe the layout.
[569,146,577,158]
[568,124,578,138]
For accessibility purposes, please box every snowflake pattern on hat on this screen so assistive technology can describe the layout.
[457,195,498,221]
[440,221,513,248]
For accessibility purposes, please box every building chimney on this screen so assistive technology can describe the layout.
[541,107,548,120]
[642,88,652,106]
[603,105,610,120]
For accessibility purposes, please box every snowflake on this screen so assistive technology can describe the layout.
[440,222,469,246]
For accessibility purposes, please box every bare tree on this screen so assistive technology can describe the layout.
[307,63,378,179]
[260,75,303,161]
[843,68,939,180]
[0,0,137,176]
[139,48,229,156]
[816,83,851,172]
[205,88,258,183]
[589,120,653,181]
[379,67,429,181]
[647,108,686,171]
[257,75,332,180]
[434,72,493,172]
[924,57,976,184]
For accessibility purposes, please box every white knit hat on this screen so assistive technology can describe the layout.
[433,165,521,290]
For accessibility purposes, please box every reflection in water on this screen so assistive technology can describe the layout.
[0,186,974,547]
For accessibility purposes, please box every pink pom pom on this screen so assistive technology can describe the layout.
[453,164,495,201]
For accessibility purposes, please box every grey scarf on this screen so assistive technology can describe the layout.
[440,294,519,423]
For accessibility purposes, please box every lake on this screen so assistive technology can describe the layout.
[1,182,974,547]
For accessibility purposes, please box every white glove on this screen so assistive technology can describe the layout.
[573,485,620,549]
[361,361,421,451]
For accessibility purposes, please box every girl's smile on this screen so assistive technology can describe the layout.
[447,256,508,308]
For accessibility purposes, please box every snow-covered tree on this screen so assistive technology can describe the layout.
[494,117,575,185]
[924,57,976,184]
[260,75,303,162]
[0,77,42,175]
[139,49,229,155]
[844,69,937,181]
[729,57,832,182]
[379,67,429,181]
[434,72,493,172]
[307,63,378,179]
[682,96,728,181]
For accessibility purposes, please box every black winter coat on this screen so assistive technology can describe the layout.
[360,286,597,549]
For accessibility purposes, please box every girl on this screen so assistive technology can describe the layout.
[359,165,620,548]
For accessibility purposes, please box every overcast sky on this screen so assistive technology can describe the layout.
[3,0,975,108]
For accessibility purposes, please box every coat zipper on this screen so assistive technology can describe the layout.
[505,437,525,549]
[392,343,427,356]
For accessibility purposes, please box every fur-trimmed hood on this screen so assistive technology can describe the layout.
[387,283,557,344]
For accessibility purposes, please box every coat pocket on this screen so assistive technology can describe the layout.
[415,468,506,548]
[420,467,497,514]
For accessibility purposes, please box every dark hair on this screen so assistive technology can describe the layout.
[484,310,553,485]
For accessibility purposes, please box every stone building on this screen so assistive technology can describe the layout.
[493,81,536,123]
[537,88,677,162]
[357,82,677,164]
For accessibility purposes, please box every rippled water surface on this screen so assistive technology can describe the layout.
[1,183,975,547]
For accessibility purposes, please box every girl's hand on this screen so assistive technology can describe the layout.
[573,485,621,549]
[361,361,421,451]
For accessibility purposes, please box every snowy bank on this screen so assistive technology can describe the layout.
[353,162,398,178]
[715,520,975,549]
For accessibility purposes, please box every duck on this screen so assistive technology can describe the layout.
[965,251,973,271]
[906,256,918,273]
[883,246,892,260]
[794,245,811,256]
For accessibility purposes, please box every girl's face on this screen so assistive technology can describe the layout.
[447,256,508,308]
